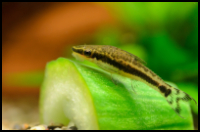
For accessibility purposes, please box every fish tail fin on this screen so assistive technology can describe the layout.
[165,87,196,118]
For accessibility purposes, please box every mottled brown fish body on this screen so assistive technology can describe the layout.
[72,45,167,94]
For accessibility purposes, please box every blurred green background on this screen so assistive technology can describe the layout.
[2,2,198,129]
[98,2,198,98]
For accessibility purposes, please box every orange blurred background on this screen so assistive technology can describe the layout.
[2,2,115,96]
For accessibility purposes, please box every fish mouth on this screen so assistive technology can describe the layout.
[71,46,76,52]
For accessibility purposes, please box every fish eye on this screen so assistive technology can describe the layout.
[84,50,91,57]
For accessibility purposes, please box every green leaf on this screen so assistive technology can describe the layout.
[39,58,194,130]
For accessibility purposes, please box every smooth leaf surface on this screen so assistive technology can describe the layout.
[40,58,194,130]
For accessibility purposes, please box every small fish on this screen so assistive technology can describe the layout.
[72,45,196,118]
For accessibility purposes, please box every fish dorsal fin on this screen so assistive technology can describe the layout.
[132,54,146,65]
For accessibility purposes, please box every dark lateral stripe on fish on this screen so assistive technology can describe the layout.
[91,52,160,87]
